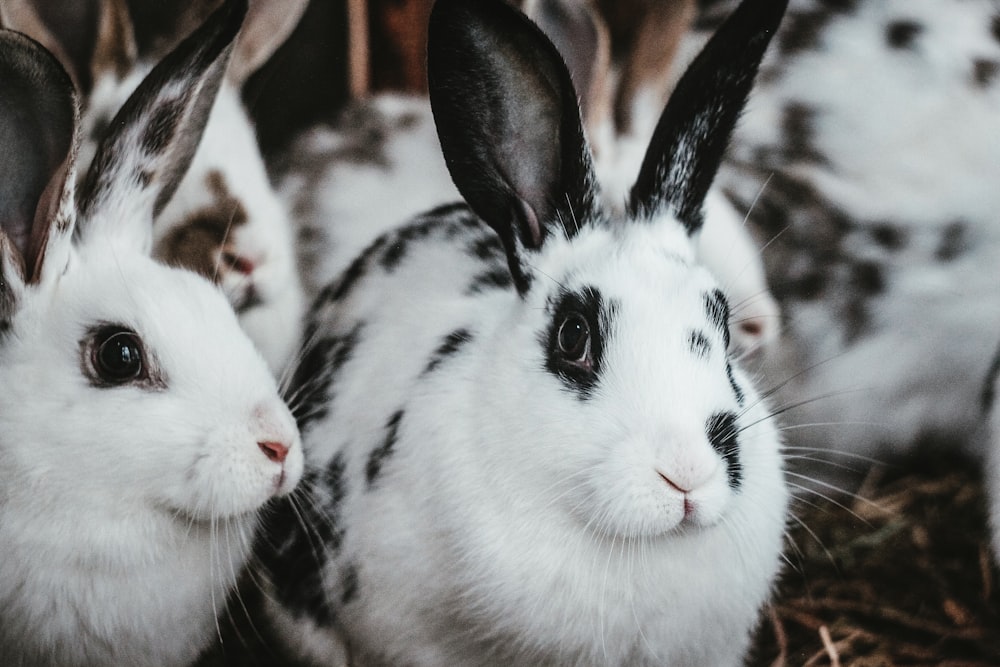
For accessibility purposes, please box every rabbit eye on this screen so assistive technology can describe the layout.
[557,313,590,363]
[545,288,605,397]
[94,330,145,383]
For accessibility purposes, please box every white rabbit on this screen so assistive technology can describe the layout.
[687,0,1000,474]
[2,0,309,375]
[258,0,789,664]
[0,3,304,665]
[276,0,779,359]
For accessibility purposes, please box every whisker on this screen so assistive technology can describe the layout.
[785,475,878,525]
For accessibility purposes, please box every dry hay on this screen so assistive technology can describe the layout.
[749,453,1000,667]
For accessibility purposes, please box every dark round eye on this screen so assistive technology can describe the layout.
[557,313,590,362]
[94,330,145,383]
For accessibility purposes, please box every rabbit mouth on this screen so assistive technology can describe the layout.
[231,285,265,313]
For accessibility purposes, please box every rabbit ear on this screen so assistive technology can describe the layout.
[0,28,80,300]
[525,0,612,134]
[228,0,309,84]
[627,0,786,234]
[0,0,82,89]
[89,0,139,84]
[76,0,247,254]
[598,0,697,136]
[428,0,600,295]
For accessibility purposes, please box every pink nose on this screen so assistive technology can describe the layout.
[658,471,691,494]
[223,252,256,276]
[258,440,289,463]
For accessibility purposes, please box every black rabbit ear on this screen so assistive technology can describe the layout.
[75,0,247,254]
[0,28,79,299]
[0,0,82,89]
[628,0,788,234]
[428,0,599,295]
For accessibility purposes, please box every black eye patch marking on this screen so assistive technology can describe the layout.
[706,412,742,490]
[704,289,731,350]
[688,330,712,358]
[286,322,364,431]
[542,287,608,399]
[423,329,474,375]
[366,410,404,488]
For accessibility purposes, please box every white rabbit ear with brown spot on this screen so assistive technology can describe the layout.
[76,0,246,254]
[0,29,79,291]
[227,0,309,83]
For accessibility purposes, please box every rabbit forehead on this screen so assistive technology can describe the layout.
[45,249,270,391]
[535,220,708,306]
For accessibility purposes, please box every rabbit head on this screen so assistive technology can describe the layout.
[522,0,781,356]
[3,0,310,374]
[425,0,789,546]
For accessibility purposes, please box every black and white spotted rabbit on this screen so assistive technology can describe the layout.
[259,0,790,664]
[685,0,1000,469]
[0,2,303,665]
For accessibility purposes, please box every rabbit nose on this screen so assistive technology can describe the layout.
[222,251,256,275]
[258,440,289,463]
[657,471,691,494]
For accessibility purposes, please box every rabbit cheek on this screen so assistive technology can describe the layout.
[179,410,301,519]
